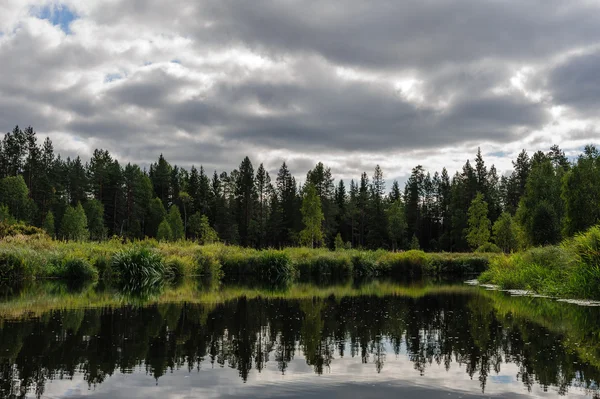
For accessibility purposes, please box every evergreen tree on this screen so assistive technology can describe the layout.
[300,183,324,248]
[60,202,88,241]
[387,199,407,251]
[562,145,600,236]
[255,163,271,248]
[367,165,387,248]
[150,154,172,207]
[235,157,257,246]
[466,193,490,250]
[517,156,563,246]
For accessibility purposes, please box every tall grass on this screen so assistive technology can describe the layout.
[480,225,600,299]
[0,234,496,286]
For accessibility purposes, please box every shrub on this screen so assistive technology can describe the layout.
[475,243,502,253]
[0,222,47,238]
[93,254,113,280]
[0,252,32,280]
[54,258,98,281]
[379,250,429,275]
[352,252,378,277]
[196,251,222,278]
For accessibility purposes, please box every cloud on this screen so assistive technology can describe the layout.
[0,0,598,182]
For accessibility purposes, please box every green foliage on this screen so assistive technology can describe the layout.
[111,247,167,288]
[492,212,520,253]
[409,234,420,250]
[300,183,324,248]
[51,257,98,281]
[84,199,106,241]
[334,233,345,251]
[167,206,185,241]
[466,192,491,249]
[189,213,219,244]
[0,252,32,280]
[517,157,564,246]
[0,175,32,222]
[60,202,88,241]
[475,242,502,253]
[562,145,600,236]
[43,211,55,238]
[387,200,407,251]
[0,222,46,238]
[157,219,173,242]
[0,204,14,224]
[148,198,167,237]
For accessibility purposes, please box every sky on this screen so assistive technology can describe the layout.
[1,1,600,185]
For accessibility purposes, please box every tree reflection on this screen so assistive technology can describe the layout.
[1,292,599,398]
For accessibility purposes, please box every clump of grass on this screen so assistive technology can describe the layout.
[111,247,167,290]
[253,250,294,283]
[479,246,571,295]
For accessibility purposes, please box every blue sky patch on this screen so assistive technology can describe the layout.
[35,4,78,34]
[104,73,123,83]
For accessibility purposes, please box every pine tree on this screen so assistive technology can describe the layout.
[387,199,407,251]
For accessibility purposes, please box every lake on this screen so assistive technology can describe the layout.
[1,279,599,398]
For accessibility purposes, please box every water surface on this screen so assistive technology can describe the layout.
[1,279,599,398]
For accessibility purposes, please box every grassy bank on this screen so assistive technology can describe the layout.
[479,225,600,299]
[0,234,493,285]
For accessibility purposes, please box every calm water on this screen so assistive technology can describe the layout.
[1,279,600,398]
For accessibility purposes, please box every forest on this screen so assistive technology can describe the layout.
[0,125,599,253]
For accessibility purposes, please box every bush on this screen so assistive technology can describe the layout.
[54,258,98,281]
[93,254,113,280]
[475,243,502,253]
[0,252,32,280]
[378,250,429,275]
[352,252,378,277]
[0,222,47,238]
[196,252,222,278]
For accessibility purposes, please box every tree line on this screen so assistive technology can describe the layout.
[0,125,599,251]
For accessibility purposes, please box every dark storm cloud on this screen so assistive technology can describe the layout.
[548,49,600,116]
[0,0,598,176]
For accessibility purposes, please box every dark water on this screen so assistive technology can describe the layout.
[1,280,600,398]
